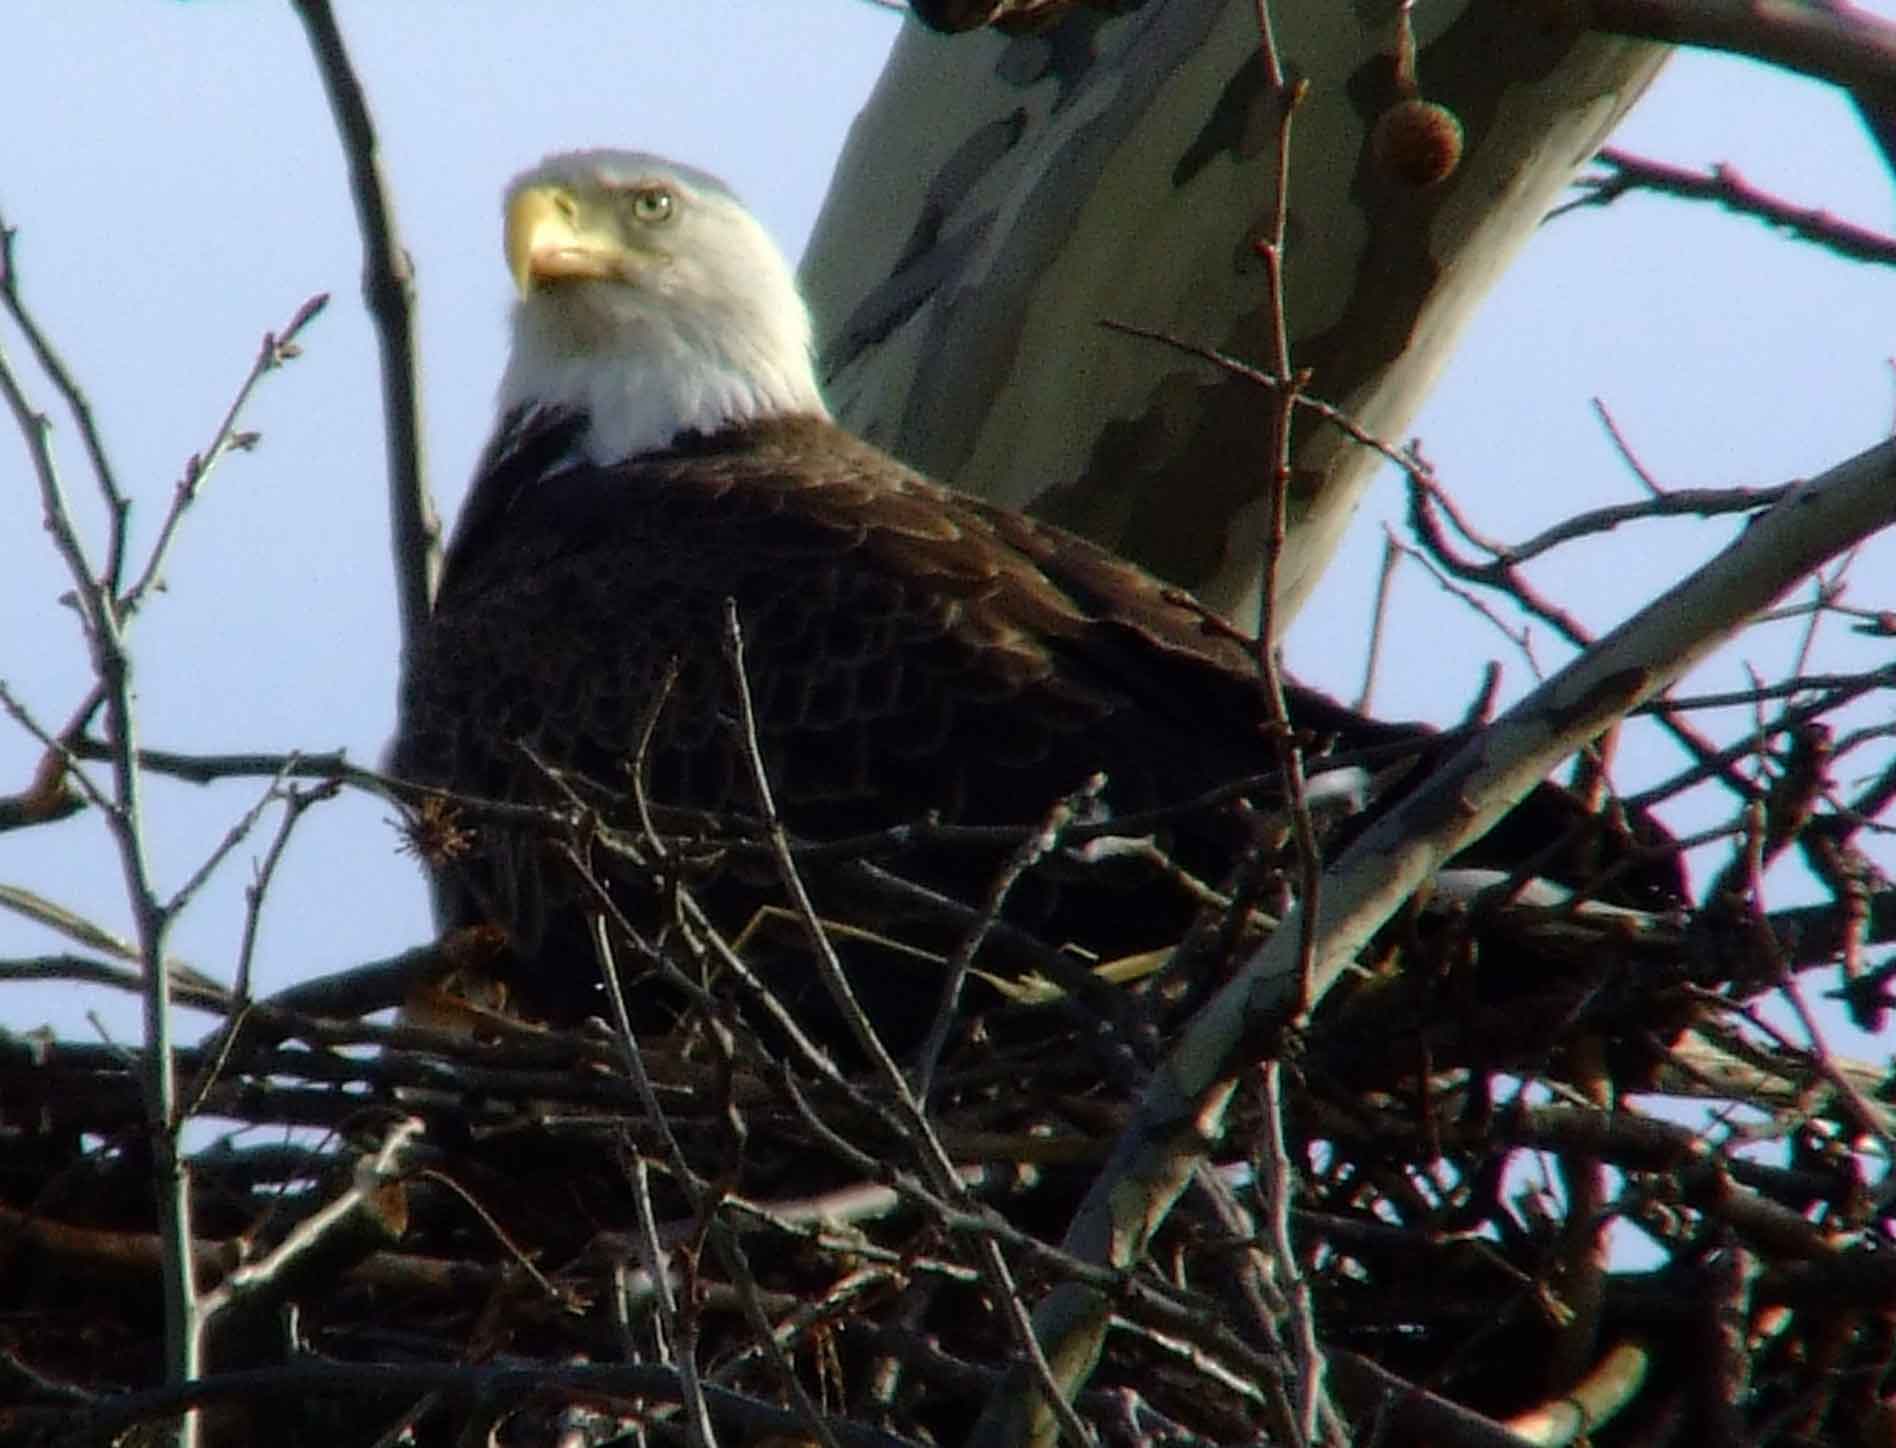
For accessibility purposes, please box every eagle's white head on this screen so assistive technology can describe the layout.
[497,150,830,463]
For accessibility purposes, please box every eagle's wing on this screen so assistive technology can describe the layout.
[392,413,1673,1024]
[400,414,1306,833]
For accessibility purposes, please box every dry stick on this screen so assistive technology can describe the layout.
[1657,661,1896,713]
[0,281,326,1403]
[1327,1348,1554,1448]
[233,781,338,1000]
[971,439,1896,1448]
[708,1223,850,1448]
[632,1153,717,1448]
[288,0,438,646]
[1239,6,1331,1439]
[590,918,762,1448]
[0,954,231,1016]
[0,220,128,584]
[1590,398,1667,498]
[1386,531,1546,677]
[1482,479,1795,569]
[196,1117,421,1331]
[1356,532,1402,714]
[180,778,337,1119]
[912,776,1100,1102]
[717,602,1096,1448]
[0,682,116,820]
[160,768,299,927]
[1566,146,1896,268]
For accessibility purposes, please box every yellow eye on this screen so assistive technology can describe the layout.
[630,187,674,224]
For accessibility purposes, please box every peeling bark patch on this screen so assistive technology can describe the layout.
[995,6,1163,110]
[1043,366,1303,592]
[817,115,1024,377]
[1551,667,1651,733]
[895,111,1030,277]
[1172,50,1277,188]
[1397,768,1485,843]
[901,104,1136,483]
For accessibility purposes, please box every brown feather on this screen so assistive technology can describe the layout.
[392,413,1678,1036]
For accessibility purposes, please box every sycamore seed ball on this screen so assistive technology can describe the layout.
[1370,99,1465,188]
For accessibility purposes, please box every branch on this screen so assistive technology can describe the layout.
[288,0,438,652]
[1566,146,1896,267]
[0,260,203,1440]
[0,220,128,586]
[1583,0,1896,102]
[979,433,1896,1445]
[120,296,328,618]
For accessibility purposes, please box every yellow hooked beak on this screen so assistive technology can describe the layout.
[505,185,627,298]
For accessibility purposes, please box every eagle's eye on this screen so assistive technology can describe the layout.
[630,187,675,225]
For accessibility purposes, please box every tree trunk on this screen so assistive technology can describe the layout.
[803,0,1668,632]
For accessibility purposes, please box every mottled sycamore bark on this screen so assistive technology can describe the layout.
[804,0,1666,632]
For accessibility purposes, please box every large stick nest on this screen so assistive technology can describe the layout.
[4,741,1894,1447]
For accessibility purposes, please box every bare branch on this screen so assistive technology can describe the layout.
[119,295,329,619]
[1583,0,1896,117]
[287,0,439,652]
[1564,146,1896,268]
[1007,433,1896,1442]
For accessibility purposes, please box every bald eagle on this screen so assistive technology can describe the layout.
[391,151,1674,1044]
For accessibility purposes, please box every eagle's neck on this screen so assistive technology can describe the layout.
[496,294,831,465]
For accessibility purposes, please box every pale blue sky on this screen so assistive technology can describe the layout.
[3,3,1893,1052]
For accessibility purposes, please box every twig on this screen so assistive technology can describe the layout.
[1485,480,1791,570]
[162,767,301,925]
[119,295,329,619]
[1385,531,1543,678]
[234,780,339,1000]
[1257,1062,1323,1447]
[1563,146,1896,268]
[709,1223,849,1448]
[1590,398,1667,498]
[0,220,130,592]
[1651,661,1896,714]
[912,775,1102,1101]
[56,1359,909,1448]
[1403,461,1755,802]
[632,1152,717,1448]
[1356,532,1401,713]
[1242,9,1327,1440]
[0,681,110,817]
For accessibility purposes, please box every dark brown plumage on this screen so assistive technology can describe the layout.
[394,409,1676,1040]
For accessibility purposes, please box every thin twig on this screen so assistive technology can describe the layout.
[912,775,1102,1101]
[1562,146,1896,268]
[119,295,329,618]
[0,218,128,585]
[1355,532,1401,714]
